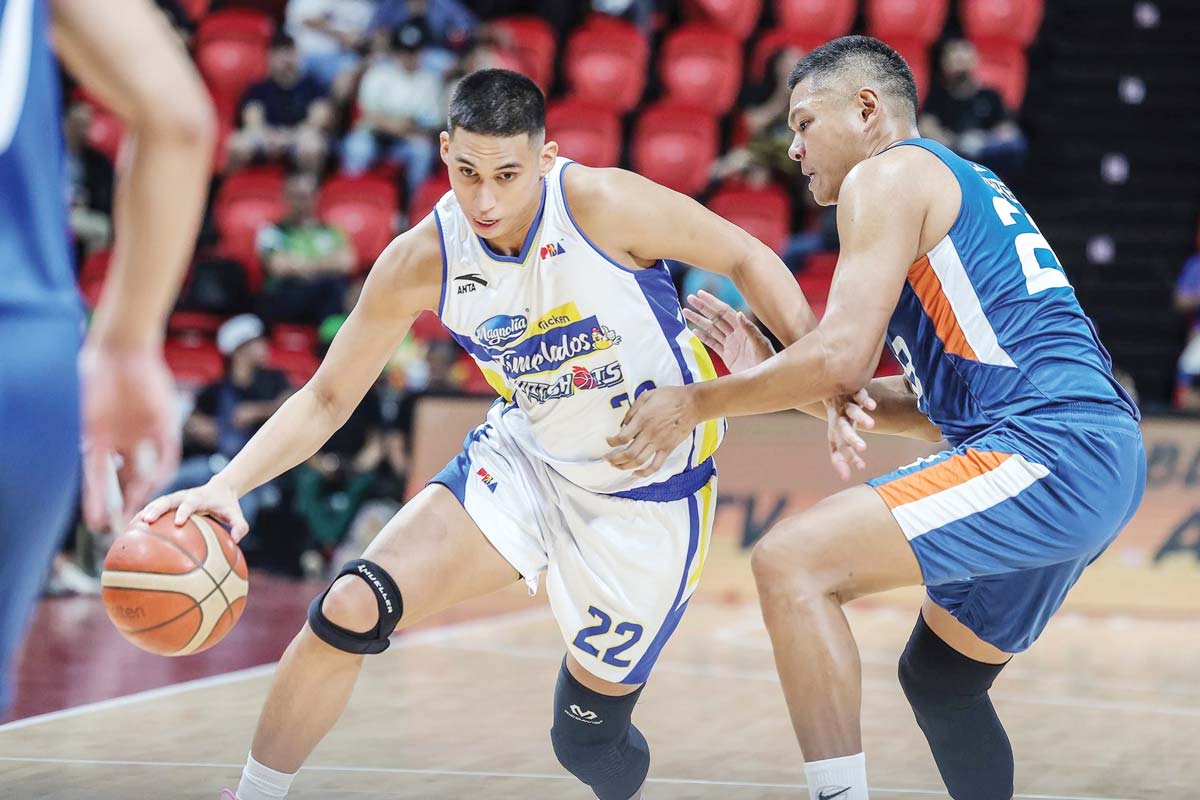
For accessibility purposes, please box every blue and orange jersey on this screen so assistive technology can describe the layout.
[881,138,1138,445]
[0,0,80,318]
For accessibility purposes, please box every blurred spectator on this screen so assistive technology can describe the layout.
[368,0,478,68]
[63,101,114,263]
[1173,249,1200,408]
[392,341,466,461]
[293,385,389,552]
[921,39,1027,180]
[680,262,748,314]
[712,47,806,184]
[285,0,375,91]
[342,24,443,195]
[165,315,292,527]
[226,32,331,173]
[256,173,356,325]
[592,0,656,35]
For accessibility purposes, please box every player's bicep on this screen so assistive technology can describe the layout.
[596,169,761,273]
[308,219,442,414]
[818,164,925,382]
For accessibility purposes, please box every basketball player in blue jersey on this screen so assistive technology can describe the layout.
[611,36,1146,800]
[0,0,213,718]
[139,69,824,800]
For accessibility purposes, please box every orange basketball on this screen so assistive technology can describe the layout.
[101,514,249,656]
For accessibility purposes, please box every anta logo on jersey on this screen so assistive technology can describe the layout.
[474,314,528,349]
[539,241,568,260]
[475,467,498,492]
[455,273,487,295]
[518,362,623,404]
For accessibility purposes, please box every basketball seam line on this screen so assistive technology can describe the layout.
[115,574,230,637]
[138,527,221,592]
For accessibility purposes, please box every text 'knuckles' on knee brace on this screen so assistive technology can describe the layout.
[550,660,649,800]
[306,559,403,655]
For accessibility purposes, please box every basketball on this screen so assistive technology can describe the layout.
[101,514,249,656]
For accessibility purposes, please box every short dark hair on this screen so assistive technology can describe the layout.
[787,36,918,117]
[447,69,545,138]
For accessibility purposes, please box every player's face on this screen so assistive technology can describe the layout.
[440,129,558,245]
[786,78,874,206]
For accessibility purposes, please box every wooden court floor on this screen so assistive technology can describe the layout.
[0,586,1195,800]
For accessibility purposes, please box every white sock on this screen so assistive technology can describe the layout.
[804,752,868,800]
[235,752,296,800]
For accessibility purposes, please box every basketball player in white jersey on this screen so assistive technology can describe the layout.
[140,69,826,800]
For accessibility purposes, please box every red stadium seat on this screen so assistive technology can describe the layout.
[194,10,274,125]
[974,43,1028,110]
[317,173,399,270]
[179,0,210,22]
[272,323,319,353]
[707,183,792,254]
[408,174,451,224]
[565,18,650,113]
[631,103,718,197]
[866,0,949,44]
[85,104,124,163]
[682,0,762,40]
[165,337,224,387]
[213,167,286,273]
[267,345,320,386]
[489,16,557,91]
[773,0,856,40]
[797,270,832,318]
[78,248,112,308]
[546,99,622,168]
[659,23,744,115]
[168,311,224,338]
[750,29,824,82]
[411,310,453,342]
[962,0,1043,46]
[805,251,838,280]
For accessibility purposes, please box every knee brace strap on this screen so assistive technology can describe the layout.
[307,559,403,655]
[550,659,649,800]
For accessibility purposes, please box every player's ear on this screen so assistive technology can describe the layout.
[540,136,559,176]
[858,88,880,125]
[439,131,452,166]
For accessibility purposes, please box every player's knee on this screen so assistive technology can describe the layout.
[306,559,404,655]
[751,526,828,607]
[320,576,379,633]
[550,662,649,800]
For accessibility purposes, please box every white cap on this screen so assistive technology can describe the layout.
[217,314,265,356]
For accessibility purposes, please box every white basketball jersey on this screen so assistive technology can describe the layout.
[434,157,725,494]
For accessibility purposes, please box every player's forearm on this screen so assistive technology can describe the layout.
[855,376,943,441]
[693,328,857,420]
[89,125,214,347]
[730,242,818,347]
[217,386,353,497]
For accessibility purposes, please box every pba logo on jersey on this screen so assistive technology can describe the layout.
[475,314,529,349]
[539,241,568,260]
[475,466,498,492]
[517,361,624,404]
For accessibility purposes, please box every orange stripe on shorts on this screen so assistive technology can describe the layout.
[876,449,1011,510]
[908,255,978,361]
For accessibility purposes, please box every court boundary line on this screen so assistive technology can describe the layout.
[0,605,552,733]
[0,755,1142,800]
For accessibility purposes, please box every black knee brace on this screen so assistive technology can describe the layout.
[306,559,403,655]
[550,660,649,800]
[898,613,1014,800]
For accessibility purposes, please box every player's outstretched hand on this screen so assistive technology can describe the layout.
[682,290,775,373]
[80,344,182,531]
[138,476,250,543]
[606,385,699,478]
[825,388,877,481]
